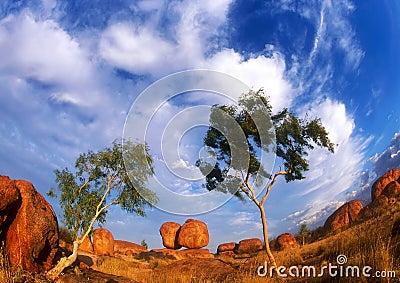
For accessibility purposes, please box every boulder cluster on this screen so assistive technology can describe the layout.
[0,176,59,273]
[159,219,209,250]
[323,168,400,233]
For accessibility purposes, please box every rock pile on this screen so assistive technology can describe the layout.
[159,219,209,250]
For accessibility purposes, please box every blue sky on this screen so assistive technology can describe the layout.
[1,0,400,252]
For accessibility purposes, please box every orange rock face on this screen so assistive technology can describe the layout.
[235,238,263,254]
[323,200,363,233]
[159,222,182,249]
[149,248,214,260]
[217,242,236,254]
[0,176,21,239]
[93,228,114,256]
[371,168,400,201]
[3,179,59,273]
[79,236,94,253]
[114,240,147,255]
[177,219,209,249]
[274,233,299,251]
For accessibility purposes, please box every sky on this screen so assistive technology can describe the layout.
[1,0,400,252]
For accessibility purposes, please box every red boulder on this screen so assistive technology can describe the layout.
[275,233,299,251]
[4,179,59,273]
[177,219,209,249]
[160,222,182,249]
[93,228,114,256]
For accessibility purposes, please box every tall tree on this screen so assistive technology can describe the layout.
[197,89,334,269]
[46,139,157,280]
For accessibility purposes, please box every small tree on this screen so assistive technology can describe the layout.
[140,239,149,250]
[46,139,157,280]
[197,89,334,269]
[298,223,310,246]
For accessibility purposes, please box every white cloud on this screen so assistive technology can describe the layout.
[0,12,93,87]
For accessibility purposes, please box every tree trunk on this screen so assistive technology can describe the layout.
[258,204,277,270]
[46,240,79,281]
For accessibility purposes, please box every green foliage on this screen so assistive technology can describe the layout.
[198,89,335,195]
[140,239,149,250]
[49,139,157,239]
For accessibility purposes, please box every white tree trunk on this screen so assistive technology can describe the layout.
[46,240,79,281]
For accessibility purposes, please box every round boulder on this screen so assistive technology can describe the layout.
[275,233,299,251]
[160,222,182,249]
[93,228,114,256]
[177,219,209,249]
[79,236,94,253]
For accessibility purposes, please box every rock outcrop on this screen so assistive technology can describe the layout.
[149,248,214,260]
[323,200,363,233]
[371,168,400,201]
[93,228,114,256]
[0,176,59,273]
[274,233,299,251]
[177,219,209,249]
[114,240,147,255]
[235,238,263,254]
[159,222,182,249]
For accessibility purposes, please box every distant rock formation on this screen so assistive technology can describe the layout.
[235,238,263,254]
[159,222,182,249]
[371,168,400,201]
[114,240,147,255]
[323,200,363,233]
[93,228,114,256]
[0,176,59,273]
[274,233,299,251]
[177,219,209,249]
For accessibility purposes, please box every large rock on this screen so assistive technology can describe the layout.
[323,200,363,233]
[0,176,21,240]
[114,240,147,255]
[3,179,59,273]
[274,233,299,251]
[93,228,114,256]
[159,222,182,249]
[235,238,263,254]
[177,219,209,249]
[371,169,400,201]
[56,268,138,283]
[79,236,94,253]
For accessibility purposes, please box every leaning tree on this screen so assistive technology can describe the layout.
[196,89,334,269]
[46,139,157,280]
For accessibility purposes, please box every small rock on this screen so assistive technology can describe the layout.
[217,242,236,254]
